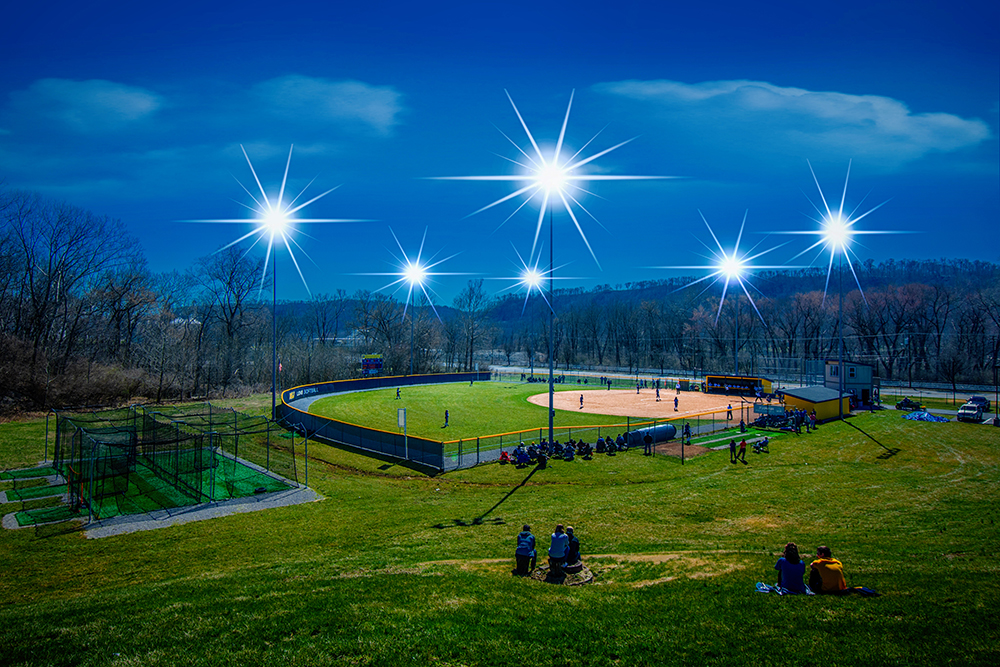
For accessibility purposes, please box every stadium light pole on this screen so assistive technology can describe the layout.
[547,207,555,446]
[821,214,852,421]
[258,208,290,421]
[404,262,427,376]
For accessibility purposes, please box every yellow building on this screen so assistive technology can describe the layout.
[781,386,851,422]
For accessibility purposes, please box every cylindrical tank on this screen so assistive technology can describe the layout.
[626,422,676,447]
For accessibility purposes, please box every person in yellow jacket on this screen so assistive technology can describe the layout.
[809,545,847,594]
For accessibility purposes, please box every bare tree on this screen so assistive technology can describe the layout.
[453,279,492,371]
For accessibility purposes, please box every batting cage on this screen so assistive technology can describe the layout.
[49,404,301,522]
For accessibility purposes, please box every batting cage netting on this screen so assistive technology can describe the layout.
[50,404,301,522]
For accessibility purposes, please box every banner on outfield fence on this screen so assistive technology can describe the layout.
[754,404,785,415]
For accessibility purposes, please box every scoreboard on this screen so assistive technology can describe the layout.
[361,354,383,376]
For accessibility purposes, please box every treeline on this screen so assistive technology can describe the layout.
[2,189,999,412]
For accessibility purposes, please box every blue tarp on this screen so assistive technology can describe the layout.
[903,410,949,423]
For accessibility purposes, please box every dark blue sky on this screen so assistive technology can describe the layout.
[2,0,997,302]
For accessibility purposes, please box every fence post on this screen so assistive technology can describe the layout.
[208,432,216,501]
[477,437,480,465]
[304,433,309,488]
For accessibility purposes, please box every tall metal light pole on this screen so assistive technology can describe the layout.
[734,294,740,376]
[188,144,365,421]
[272,256,278,420]
[838,250,845,420]
[548,208,555,446]
[404,265,427,377]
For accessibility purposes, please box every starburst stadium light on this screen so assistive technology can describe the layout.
[362,227,465,320]
[186,144,365,294]
[659,211,788,325]
[781,160,895,305]
[490,243,578,315]
[432,90,676,268]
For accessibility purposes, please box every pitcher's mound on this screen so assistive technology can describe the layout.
[526,562,595,585]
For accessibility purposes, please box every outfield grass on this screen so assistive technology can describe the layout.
[1,390,998,666]
[310,382,651,442]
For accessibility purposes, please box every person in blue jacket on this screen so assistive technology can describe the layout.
[548,524,569,571]
[514,525,536,576]
[774,542,808,593]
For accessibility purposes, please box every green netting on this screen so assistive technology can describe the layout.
[43,404,299,524]
[0,466,58,480]
[6,483,67,501]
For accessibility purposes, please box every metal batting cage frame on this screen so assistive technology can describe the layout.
[51,403,302,523]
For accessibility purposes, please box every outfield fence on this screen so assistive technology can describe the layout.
[277,372,491,473]
[278,372,762,472]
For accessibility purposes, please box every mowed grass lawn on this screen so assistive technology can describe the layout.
[1,391,998,666]
[310,382,647,442]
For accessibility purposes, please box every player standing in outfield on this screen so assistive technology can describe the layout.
[445,410,449,427]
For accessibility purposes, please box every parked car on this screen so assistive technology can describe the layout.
[895,397,924,411]
[967,396,991,413]
[957,402,984,423]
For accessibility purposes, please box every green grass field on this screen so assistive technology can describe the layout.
[1,386,998,666]
[310,382,648,442]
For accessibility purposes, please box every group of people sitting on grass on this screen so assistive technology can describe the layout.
[514,524,582,577]
[764,543,878,596]
[498,435,630,467]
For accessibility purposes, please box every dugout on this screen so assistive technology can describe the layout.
[704,374,773,396]
[780,386,851,422]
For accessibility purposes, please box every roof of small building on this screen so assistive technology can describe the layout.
[824,359,875,368]
[781,385,850,404]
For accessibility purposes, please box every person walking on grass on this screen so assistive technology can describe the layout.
[444,410,449,427]
[736,439,747,463]
[729,439,737,464]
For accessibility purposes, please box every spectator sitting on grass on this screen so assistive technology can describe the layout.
[565,526,581,565]
[774,542,808,594]
[809,545,847,594]
[548,524,569,572]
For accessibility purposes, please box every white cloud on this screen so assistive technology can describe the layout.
[251,75,404,136]
[8,78,162,133]
[594,79,991,168]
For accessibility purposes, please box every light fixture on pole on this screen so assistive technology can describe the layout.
[362,227,461,376]
[780,160,893,420]
[436,90,673,447]
[186,145,365,421]
[657,211,787,380]
[403,260,427,376]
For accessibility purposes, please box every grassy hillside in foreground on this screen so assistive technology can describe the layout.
[1,399,998,666]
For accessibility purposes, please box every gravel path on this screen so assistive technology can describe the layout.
[82,486,324,539]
